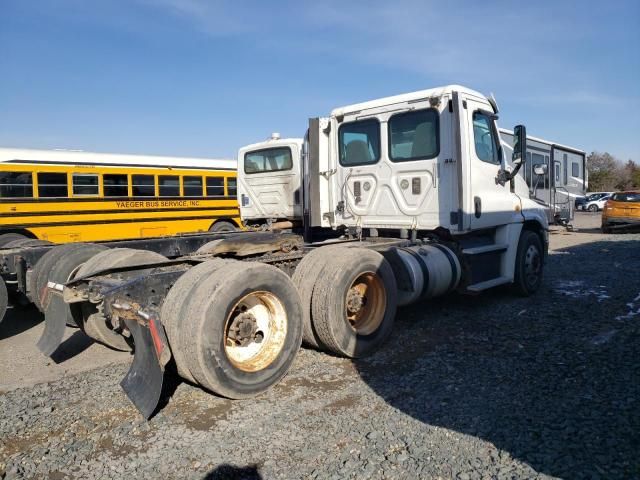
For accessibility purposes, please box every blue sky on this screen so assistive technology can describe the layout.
[1,0,638,161]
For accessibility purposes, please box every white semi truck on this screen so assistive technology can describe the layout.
[39,85,547,417]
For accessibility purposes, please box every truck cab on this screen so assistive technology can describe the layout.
[239,85,548,291]
[237,135,303,228]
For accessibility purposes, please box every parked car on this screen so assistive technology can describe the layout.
[602,191,640,233]
[576,192,612,211]
[584,193,613,212]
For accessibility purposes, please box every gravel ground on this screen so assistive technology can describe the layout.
[1,212,638,480]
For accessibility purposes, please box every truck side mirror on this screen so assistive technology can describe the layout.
[512,125,526,165]
[533,164,547,176]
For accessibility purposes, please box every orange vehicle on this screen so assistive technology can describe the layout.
[602,191,640,233]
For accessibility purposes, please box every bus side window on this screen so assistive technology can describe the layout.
[132,175,155,197]
[104,174,129,197]
[38,172,68,198]
[183,176,203,197]
[227,178,237,196]
[0,171,33,197]
[72,173,99,196]
[159,175,180,197]
[206,177,224,197]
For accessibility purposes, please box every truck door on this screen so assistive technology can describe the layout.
[238,142,301,221]
[464,97,518,229]
[333,99,457,230]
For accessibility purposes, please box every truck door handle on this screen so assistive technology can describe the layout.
[474,196,482,218]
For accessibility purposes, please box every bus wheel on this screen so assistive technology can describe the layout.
[182,262,302,399]
[74,249,169,351]
[209,221,237,233]
[291,245,344,349]
[0,233,27,247]
[160,258,231,383]
[30,243,106,311]
[311,248,397,358]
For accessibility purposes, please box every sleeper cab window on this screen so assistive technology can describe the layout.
[132,174,155,197]
[472,112,500,164]
[72,173,99,196]
[159,175,180,197]
[183,176,203,197]
[206,177,225,197]
[339,118,380,166]
[103,174,129,197]
[388,109,439,162]
[37,172,68,198]
[244,147,293,174]
[0,171,33,198]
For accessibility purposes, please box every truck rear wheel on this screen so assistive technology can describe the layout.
[0,233,27,247]
[181,262,303,399]
[3,239,52,249]
[291,245,344,349]
[0,278,8,324]
[160,258,230,383]
[30,243,105,311]
[74,248,169,350]
[44,244,110,326]
[512,230,544,296]
[311,248,397,358]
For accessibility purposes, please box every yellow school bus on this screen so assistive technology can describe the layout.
[0,147,241,244]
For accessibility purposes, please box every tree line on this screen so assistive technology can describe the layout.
[587,152,640,192]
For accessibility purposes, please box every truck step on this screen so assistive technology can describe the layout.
[465,275,511,292]
[462,243,508,255]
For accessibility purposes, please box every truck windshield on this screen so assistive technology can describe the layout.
[244,147,293,174]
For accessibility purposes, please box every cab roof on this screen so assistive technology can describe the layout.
[331,85,487,117]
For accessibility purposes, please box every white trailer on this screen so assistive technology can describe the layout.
[499,129,587,226]
[42,85,548,417]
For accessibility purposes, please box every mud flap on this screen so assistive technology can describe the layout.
[36,290,68,357]
[120,316,171,419]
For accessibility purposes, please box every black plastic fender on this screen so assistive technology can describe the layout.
[120,315,171,419]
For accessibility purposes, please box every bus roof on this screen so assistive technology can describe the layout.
[0,147,236,170]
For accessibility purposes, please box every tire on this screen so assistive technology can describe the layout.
[512,230,544,296]
[45,244,110,326]
[291,245,344,349]
[74,248,169,350]
[181,261,303,399]
[30,243,103,310]
[588,204,598,212]
[195,239,225,255]
[311,247,398,358]
[3,239,52,249]
[0,279,8,324]
[209,221,238,233]
[0,233,27,247]
[160,258,230,383]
